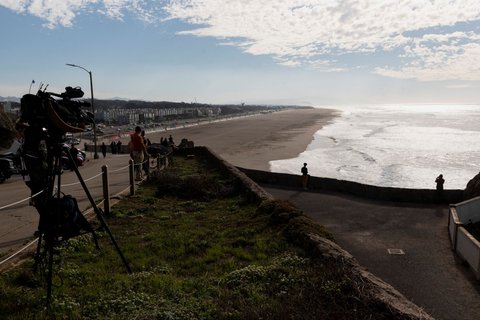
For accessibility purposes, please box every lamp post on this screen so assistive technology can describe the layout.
[66,63,99,159]
[28,80,35,94]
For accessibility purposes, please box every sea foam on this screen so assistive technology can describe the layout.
[270,104,480,189]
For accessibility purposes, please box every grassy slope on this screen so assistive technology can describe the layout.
[0,155,400,319]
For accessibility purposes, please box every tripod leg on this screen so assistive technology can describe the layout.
[67,152,132,273]
[33,231,43,272]
[45,235,54,308]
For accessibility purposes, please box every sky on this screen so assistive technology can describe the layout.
[1,0,480,106]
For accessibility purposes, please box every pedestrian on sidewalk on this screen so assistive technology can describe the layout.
[101,142,107,158]
[129,126,149,181]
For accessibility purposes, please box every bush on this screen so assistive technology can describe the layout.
[256,199,303,224]
[155,172,239,201]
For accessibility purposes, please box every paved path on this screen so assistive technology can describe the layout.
[0,154,133,255]
[263,185,480,320]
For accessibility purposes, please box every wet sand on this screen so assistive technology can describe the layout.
[143,108,338,171]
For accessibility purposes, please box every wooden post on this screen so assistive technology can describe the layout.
[102,165,110,215]
[129,159,135,195]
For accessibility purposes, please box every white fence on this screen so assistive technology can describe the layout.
[449,196,480,279]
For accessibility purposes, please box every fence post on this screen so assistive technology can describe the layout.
[102,165,110,215]
[129,159,135,195]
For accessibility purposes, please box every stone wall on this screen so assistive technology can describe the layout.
[239,167,464,204]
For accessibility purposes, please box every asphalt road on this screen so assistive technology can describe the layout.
[0,153,133,255]
[263,185,480,320]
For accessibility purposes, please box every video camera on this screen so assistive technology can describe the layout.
[19,86,94,138]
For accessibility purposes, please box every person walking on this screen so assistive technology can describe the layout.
[301,163,309,190]
[129,126,149,181]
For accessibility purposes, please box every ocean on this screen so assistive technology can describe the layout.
[270,104,480,190]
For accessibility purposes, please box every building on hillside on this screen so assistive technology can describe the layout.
[0,101,11,112]
[117,113,139,125]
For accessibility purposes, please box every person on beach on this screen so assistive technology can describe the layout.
[130,126,149,181]
[301,163,309,190]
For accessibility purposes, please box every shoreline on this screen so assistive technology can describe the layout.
[139,108,339,171]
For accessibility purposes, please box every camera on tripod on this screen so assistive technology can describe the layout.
[19,86,94,137]
[17,86,97,241]
[16,84,131,306]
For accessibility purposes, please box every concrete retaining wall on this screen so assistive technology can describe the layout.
[238,167,464,204]
[449,197,480,279]
[456,227,480,279]
[451,196,480,223]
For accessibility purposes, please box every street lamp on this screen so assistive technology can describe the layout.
[66,63,99,159]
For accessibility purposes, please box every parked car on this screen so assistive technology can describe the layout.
[0,158,15,183]
[62,144,86,170]
[0,151,20,174]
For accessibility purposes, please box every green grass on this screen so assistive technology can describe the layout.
[0,155,403,319]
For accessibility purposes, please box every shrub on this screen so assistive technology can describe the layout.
[155,172,239,201]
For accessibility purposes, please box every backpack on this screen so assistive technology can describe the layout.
[40,195,97,243]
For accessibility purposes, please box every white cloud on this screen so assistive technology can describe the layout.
[375,32,480,80]
[445,84,475,89]
[0,0,96,28]
[162,0,480,80]
[2,0,480,80]
[0,0,163,28]
[0,0,29,12]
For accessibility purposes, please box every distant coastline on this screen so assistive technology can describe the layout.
[131,107,339,171]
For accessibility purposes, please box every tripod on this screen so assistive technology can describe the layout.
[32,141,131,307]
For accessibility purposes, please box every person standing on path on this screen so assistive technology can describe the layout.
[130,126,149,181]
[435,174,445,202]
[101,142,107,158]
[141,130,150,176]
[435,174,444,191]
[301,163,309,190]
[116,140,122,154]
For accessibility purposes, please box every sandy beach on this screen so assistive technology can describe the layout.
[139,108,338,171]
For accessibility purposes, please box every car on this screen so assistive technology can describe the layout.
[0,151,21,174]
[61,144,86,170]
[0,158,15,183]
[66,138,81,145]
